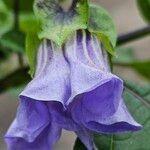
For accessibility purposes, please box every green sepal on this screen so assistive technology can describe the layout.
[88,4,117,55]
[26,33,41,78]
[34,0,88,46]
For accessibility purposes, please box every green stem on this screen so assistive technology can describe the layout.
[14,0,24,68]
[14,0,20,29]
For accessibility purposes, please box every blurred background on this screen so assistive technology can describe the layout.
[0,0,150,150]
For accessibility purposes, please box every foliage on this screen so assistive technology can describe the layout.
[0,0,13,36]
[4,0,34,12]
[137,0,150,23]
[113,47,150,80]
[0,29,25,53]
[88,4,117,55]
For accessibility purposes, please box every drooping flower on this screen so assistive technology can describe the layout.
[5,30,141,150]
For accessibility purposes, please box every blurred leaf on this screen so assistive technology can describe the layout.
[0,0,13,36]
[0,30,25,53]
[8,85,25,96]
[113,47,150,80]
[26,33,41,77]
[137,0,150,23]
[0,46,11,60]
[114,60,150,80]
[34,0,88,46]
[74,138,87,150]
[130,61,150,80]
[113,47,135,63]
[4,0,34,12]
[0,67,30,93]
[88,4,117,55]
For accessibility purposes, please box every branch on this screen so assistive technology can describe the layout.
[113,62,131,67]
[0,67,31,93]
[117,25,150,45]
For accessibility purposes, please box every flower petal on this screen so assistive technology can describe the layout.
[20,40,71,106]
[84,100,142,133]
[71,97,141,133]
[5,99,62,150]
[47,102,79,131]
[64,30,123,117]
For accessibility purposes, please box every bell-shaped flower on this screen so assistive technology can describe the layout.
[5,30,141,150]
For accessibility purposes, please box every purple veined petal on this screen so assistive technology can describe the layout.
[86,31,108,70]
[20,30,123,111]
[34,41,45,76]
[5,123,61,150]
[71,96,141,133]
[84,100,142,133]
[70,76,123,121]
[20,39,71,106]
[64,31,123,107]
[5,99,62,150]
[47,101,79,131]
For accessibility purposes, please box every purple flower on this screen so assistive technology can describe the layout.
[5,30,141,150]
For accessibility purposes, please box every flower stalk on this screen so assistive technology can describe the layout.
[14,0,19,29]
[117,25,150,45]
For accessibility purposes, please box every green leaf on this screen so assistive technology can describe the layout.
[8,85,25,97]
[88,4,117,55]
[137,0,150,23]
[26,33,41,77]
[4,0,34,12]
[74,138,87,150]
[74,82,150,150]
[114,60,150,80]
[34,0,88,46]
[0,0,13,36]
[0,30,25,53]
